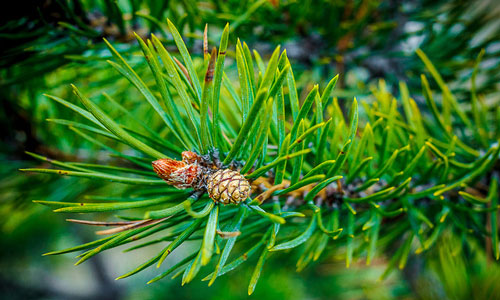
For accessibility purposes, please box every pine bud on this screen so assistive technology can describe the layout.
[207,169,250,204]
[152,151,202,189]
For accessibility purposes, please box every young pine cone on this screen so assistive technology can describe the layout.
[207,169,250,204]
[152,151,250,204]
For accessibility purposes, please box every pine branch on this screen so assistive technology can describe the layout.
[23,21,500,294]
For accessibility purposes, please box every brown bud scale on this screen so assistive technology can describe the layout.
[152,151,204,189]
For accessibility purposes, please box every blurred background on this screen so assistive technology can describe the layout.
[1,0,500,299]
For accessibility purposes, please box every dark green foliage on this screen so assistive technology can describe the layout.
[1,1,499,298]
